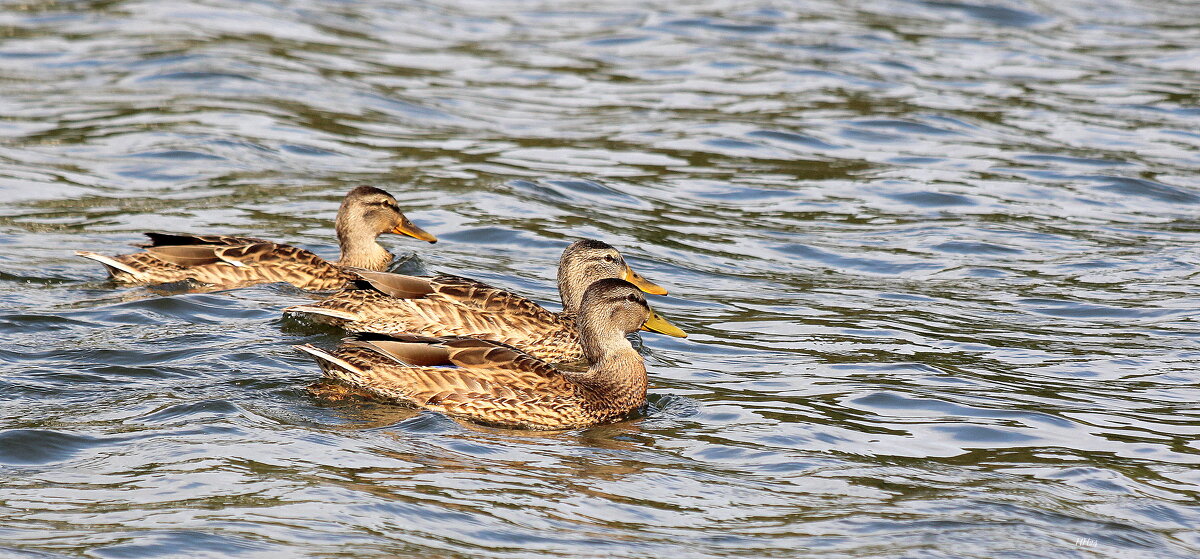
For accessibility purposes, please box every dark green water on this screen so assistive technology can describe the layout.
[2,0,1200,557]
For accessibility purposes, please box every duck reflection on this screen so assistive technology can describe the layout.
[306,379,654,483]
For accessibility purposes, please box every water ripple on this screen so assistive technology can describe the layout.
[1,0,1199,557]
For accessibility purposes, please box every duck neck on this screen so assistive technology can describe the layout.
[557,261,589,314]
[335,221,392,270]
[576,315,648,404]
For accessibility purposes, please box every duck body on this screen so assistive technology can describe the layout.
[76,232,358,291]
[298,334,642,430]
[76,186,436,291]
[291,271,586,361]
[286,239,666,361]
[295,279,686,430]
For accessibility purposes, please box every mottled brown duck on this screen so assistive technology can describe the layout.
[285,239,669,362]
[75,186,437,291]
[294,278,687,430]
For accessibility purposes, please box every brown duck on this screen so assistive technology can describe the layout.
[75,186,437,291]
[285,239,669,361]
[294,278,687,430]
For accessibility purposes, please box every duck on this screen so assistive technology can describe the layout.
[75,186,437,291]
[294,278,687,430]
[285,239,670,362]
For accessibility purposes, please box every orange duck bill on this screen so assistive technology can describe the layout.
[621,265,667,295]
[392,218,438,243]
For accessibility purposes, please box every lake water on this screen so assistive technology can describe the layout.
[2,0,1199,557]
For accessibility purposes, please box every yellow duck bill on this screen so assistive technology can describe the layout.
[622,265,667,295]
[641,310,687,338]
[392,220,438,243]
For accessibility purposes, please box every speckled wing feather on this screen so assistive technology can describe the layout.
[297,337,601,429]
[287,273,585,361]
[210,242,351,290]
[426,275,555,317]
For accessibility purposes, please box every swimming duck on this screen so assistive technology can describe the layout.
[75,186,437,291]
[294,278,687,430]
[285,239,669,362]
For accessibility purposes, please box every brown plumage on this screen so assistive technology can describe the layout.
[294,279,687,430]
[284,239,670,361]
[75,186,437,291]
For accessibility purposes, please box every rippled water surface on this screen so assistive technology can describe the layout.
[3,0,1200,557]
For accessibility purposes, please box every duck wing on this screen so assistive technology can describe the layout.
[139,232,273,248]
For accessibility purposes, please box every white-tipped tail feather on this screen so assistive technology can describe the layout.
[293,344,364,378]
[74,251,140,276]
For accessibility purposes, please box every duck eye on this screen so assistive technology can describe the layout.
[604,255,616,263]
[626,293,639,303]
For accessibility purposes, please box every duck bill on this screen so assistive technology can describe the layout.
[641,310,687,338]
[391,219,438,243]
[621,265,667,295]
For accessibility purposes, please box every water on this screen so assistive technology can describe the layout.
[2,0,1199,557]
